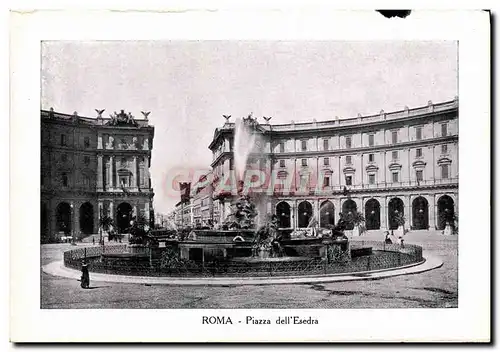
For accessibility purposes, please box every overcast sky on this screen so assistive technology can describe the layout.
[41,41,458,214]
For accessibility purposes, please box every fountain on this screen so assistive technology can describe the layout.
[62,112,425,279]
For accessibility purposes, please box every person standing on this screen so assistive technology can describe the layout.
[80,261,90,289]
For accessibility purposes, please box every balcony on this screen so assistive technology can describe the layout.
[268,177,458,196]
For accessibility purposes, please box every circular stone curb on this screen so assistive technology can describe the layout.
[42,251,443,286]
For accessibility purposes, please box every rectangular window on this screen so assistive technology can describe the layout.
[441,164,449,179]
[279,159,286,167]
[441,144,448,154]
[368,134,375,147]
[368,153,374,162]
[416,127,422,140]
[392,131,398,144]
[120,176,129,187]
[60,134,66,146]
[83,175,90,186]
[346,136,352,149]
[323,157,329,166]
[323,139,329,151]
[301,158,307,167]
[416,170,423,182]
[279,142,285,153]
[392,150,398,160]
[62,172,68,187]
[441,123,448,137]
[301,140,307,151]
[61,154,67,162]
[346,155,352,165]
[84,137,90,148]
[416,148,422,157]
[229,158,234,170]
[369,174,375,185]
[84,156,90,165]
[345,176,352,186]
[392,172,399,183]
[323,176,330,187]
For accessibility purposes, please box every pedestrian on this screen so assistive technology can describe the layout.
[92,236,95,246]
[399,236,405,248]
[80,261,90,289]
[384,231,392,244]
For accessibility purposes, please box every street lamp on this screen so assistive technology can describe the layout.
[70,203,76,245]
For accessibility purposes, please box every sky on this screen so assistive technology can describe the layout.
[41,41,458,214]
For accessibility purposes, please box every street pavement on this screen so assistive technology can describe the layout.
[40,231,457,309]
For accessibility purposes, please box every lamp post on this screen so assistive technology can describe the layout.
[70,203,76,245]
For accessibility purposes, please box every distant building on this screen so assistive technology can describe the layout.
[191,172,214,227]
[173,200,193,228]
[40,108,155,242]
[208,99,458,231]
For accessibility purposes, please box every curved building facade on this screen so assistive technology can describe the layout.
[41,109,155,243]
[209,98,458,232]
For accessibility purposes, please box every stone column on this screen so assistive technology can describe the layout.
[380,197,387,230]
[293,158,297,191]
[109,201,114,221]
[132,156,137,189]
[332,198,341,222]
[338,156,342,188]
[404,195,411,229]
[428,195,436,230]
[97,154,103,191]
[113,157,118,189]
[108,156,114,190]
[98,201,103,218]
[133,204,137,217]
[144,202,149,221]
[315,198,320,226]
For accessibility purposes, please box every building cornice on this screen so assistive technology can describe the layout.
[208,99,458,144]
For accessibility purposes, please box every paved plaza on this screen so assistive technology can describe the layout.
[41,231,457,309]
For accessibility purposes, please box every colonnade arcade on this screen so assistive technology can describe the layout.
[274,193,457,231]
[41,198,152,240]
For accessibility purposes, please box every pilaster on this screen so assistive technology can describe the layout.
[97,154,103,191]
[429,195,437,230]
[380,196,387,230]
[132,156,138,189]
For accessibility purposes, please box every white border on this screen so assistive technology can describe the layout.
[9,9,490,342]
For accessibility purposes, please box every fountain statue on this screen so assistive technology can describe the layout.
[221,195,258,230]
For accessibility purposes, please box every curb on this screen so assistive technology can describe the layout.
[42,252,443,286]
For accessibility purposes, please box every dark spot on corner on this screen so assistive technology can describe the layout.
[377,10,412,19]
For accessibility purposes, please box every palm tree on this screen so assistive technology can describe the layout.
[99,214,114,244]
[129,214,155,245]
[346,210,366,236]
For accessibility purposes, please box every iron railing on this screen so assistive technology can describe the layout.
[63,241,423,278]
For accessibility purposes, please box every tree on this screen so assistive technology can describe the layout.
[129,214,159,247]
[99,214,114,243]
[345,210,366,236]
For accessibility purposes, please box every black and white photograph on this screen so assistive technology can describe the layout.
[9,8,490,343]
[40,40,459,309]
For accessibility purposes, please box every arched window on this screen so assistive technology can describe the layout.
[297,201,313,228]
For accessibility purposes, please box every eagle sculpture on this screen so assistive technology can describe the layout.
[223,114,231,122]
[95,109,105,118]
[141,111,151,120]
[263,116,272,123]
